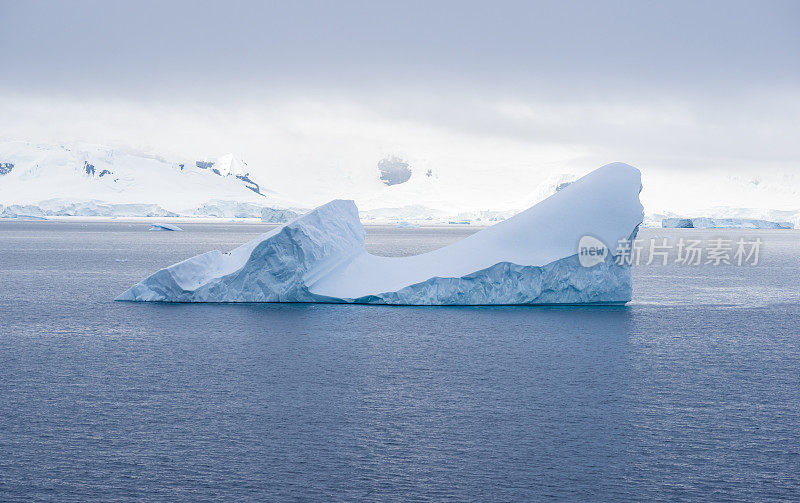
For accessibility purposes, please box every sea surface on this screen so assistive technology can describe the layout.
[1,221,799,502]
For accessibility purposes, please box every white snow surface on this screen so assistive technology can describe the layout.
[312,163,642,299]
[5,140,796,226]
[117,162,644,305]
[0,141,298,215]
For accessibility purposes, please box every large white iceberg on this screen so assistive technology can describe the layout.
[116,163,644,305]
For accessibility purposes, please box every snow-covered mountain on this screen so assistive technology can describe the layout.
[0,141,299,217]
[2,140,797,227]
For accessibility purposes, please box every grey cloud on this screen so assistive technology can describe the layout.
[1,0,798,98]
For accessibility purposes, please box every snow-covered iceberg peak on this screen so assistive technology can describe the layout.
[117,162,644,305]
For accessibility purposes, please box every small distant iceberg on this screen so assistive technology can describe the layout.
[117,163,644,305]
[149,223,184,232]
[395,221,419,229]
[662,217,793,229]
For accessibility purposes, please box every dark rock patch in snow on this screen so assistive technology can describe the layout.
[378,156,412,186]
[236,174,264,196]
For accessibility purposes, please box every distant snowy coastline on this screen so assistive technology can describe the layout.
[662,217,794,229]
[0,140,306,223]
[2,140,798,228]
[647,209,799,229]
[0,200,302,222]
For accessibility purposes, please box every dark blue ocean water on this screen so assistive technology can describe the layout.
[1,221,799,502]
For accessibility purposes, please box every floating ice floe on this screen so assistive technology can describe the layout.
[395,221,420,229]
[149,223,184,232]
[117,163,644,305]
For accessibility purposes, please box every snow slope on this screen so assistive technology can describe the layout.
[116,162,644,305]
[0,141,297,216]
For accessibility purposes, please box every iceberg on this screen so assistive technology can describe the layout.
[149,223,184,231]
[662,217,793,229]
[661,217,694,228]
[116,163,644,305]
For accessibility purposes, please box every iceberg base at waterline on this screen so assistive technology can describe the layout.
[116,163,645,305]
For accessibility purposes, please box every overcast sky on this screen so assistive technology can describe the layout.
[1,0,799,209]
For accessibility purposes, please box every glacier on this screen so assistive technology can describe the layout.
[662,217,794,229]
[1,204,48,219]
[116,162,644,305]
